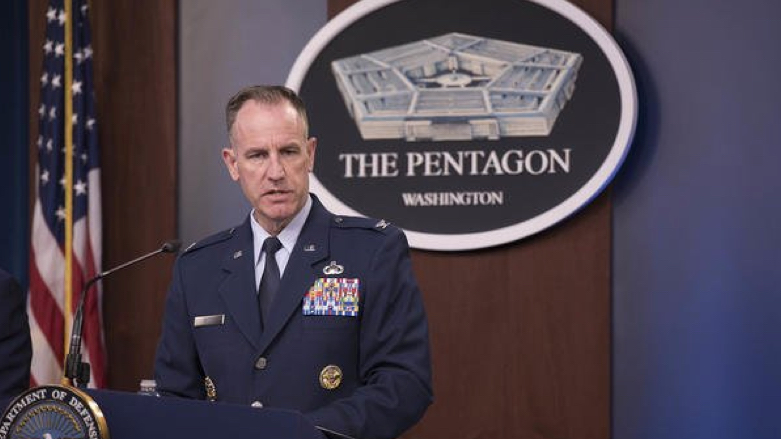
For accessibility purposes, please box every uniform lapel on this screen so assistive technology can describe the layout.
[258,198,331,353]
[217,219,262,350]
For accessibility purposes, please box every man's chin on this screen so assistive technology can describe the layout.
[255,204,297,224]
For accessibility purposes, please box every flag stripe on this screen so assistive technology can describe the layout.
[28,253,65,362]
[29,311,62,386]
[30,199,67,313]
[86,168,105,388]
[29,248,65,385]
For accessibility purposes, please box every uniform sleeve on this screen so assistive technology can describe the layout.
[0,273,32,399]
[154,257,206,399]
[305,228,433,439]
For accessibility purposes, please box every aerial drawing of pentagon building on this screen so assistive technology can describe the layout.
[331,33,583,141]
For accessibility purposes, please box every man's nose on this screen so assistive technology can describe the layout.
[267,154,285,179]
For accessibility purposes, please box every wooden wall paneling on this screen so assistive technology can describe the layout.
[326,1,614,438]
[89,0,177,391]
[28,1,46,222]
[411,193,611,439]
[328,0,359,18]
[30,0,178,391]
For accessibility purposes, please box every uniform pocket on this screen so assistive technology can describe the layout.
[301,314,356,331]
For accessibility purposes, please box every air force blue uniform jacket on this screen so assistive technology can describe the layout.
[154,196,433,439]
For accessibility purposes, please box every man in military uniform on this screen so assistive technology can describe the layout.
[0,268,32,400]
[154,86,433,439]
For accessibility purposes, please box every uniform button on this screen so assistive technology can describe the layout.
[334,217,343,223]
[251,401,263,408]
[255,357,268,370]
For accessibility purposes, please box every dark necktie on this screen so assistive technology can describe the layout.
[258,236,283,329]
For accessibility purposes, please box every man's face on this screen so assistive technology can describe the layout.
[222,100,317,235]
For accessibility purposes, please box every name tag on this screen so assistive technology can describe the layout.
[193,314,225,327]
[303,278,360,317]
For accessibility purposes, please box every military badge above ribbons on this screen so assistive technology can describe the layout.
[304,278,360,316]
[1,385,109,439]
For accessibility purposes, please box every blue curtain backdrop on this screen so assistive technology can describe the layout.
[613,1,781,438]
[0,0,29,287]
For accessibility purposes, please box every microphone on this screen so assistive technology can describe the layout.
[64,239,181,387]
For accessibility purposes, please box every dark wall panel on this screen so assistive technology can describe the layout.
[412,195,611,439]
[91,0,177,391]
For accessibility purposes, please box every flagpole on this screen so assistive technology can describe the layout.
[63,0,75,381]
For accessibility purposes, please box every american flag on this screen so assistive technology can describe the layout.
[28,0,106,388]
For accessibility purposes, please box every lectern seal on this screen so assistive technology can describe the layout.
[0,385,109,439]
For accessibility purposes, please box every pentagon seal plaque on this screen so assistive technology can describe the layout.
[288,0,638,250]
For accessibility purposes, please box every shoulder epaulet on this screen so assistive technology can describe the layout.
[182,227,236,254]
[332,216,393,233]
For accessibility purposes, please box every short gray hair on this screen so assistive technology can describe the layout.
[225,85,309,140]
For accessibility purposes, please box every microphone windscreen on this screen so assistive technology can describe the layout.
[161,240,182,253]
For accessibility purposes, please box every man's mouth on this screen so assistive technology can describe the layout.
[264,189,290,197]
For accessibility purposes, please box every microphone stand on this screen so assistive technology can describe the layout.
[64,240,180,388]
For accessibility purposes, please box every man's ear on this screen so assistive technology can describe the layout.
[221,147,240,181]
[306,137,317,172]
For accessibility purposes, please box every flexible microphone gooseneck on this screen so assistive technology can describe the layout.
[64,240,181,388]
